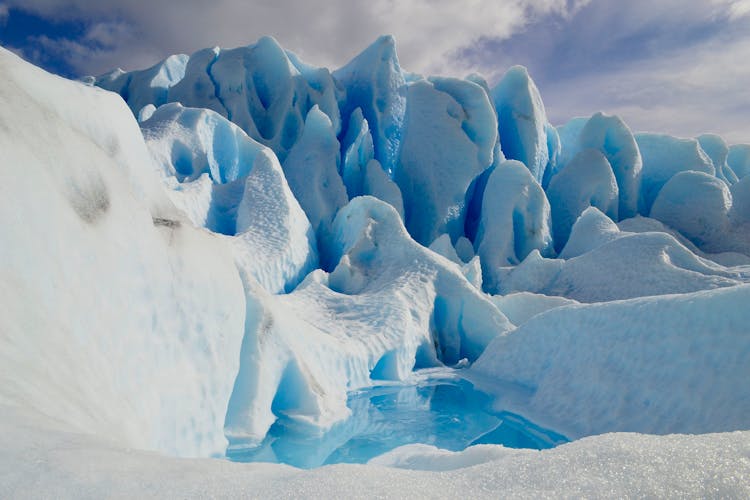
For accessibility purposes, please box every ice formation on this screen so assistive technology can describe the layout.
[2,31,750,496]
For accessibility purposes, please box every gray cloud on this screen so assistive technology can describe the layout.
[3,0,589,75]
[4,0,749,143]
[454,0,750,143]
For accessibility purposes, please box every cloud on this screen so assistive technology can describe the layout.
[453,0,750,142]
[2,0,588,75]
[0,4,8,25]
[3,0,749,143]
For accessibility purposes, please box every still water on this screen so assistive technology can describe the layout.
[228,373,567,469]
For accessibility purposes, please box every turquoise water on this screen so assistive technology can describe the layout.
[228,373,567,468]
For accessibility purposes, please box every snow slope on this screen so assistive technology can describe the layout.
[472,284,750,438]
[0,47,245,457]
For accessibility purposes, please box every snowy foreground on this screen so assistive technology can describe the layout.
[1,35,750,497]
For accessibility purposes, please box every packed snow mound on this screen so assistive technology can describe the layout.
[0,46,245,457]
[476,160,554,293]
[635,133,715,214]
[546,148,619,251]
[497,207,748,302]
[558,206,621,259]
[96,36,341,163]
[491,66,549,184]
[141,102,318,293]
[490,292,579,326]
[396,76,497,244]
[618,215,750,266]
[472,285,750,438]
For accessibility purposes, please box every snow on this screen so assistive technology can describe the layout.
[142,102,318,293]
[281,105,349,268]
[472,284,750,439]
[698,133,738,185]
[95,37,341,163]
[497,206,749,302]
[577,112,642,219]
[490,292,578,326]
[0,47,245,457]
[3,405,749,498]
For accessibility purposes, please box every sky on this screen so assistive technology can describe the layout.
[1,0,749,143]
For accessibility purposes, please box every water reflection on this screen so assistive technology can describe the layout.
[228,376,567,469]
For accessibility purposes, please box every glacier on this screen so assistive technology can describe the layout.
[1,32,750,498]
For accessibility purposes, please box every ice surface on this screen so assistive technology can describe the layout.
[142,102,318,293]
[728,143,750,179]
[395,77,497,245]
[698,133,738,185]
[94,53,189,117]
[230,375,564,468]
[224,196,513,448]
[650,170,731,250]
[334,35,406,176]
[476,160,554,292]
[490,292,578,326]
[635,133,715,214]
[491,66,549,183]
[96,37,341,163]
[577,112,642,219]
[497,207,748,302]
[281,106,349,268]
[546,148,619,251]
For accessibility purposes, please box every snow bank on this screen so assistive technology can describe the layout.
[472,285,750,438]
[0,47,245,457]
[3,404,749,498]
